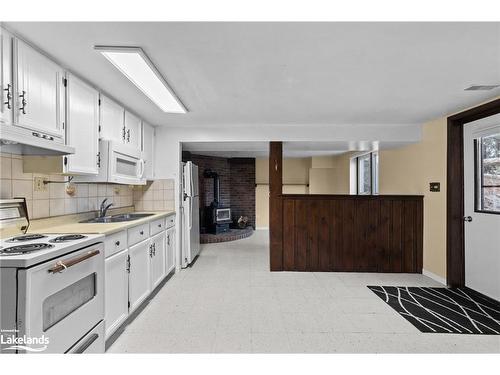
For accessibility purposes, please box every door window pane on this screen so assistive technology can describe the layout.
[477,133,500,213]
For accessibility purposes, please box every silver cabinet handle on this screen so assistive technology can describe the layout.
[126,129,130,143]
[19,90,27,114]
[4,84,12,109]
[122,126,126,141]
[464,216,473,222]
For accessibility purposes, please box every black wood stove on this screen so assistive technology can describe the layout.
[203,169,232,234]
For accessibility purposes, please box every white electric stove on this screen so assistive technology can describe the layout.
[0,199,105,354]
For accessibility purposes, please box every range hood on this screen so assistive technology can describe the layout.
[0,124,75,156]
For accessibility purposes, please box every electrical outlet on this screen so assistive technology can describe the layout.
[34,177,48,192]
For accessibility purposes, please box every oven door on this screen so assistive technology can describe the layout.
[17,243,104,354]
[108,143,146,185]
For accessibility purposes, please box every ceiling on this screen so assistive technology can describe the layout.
[4,22,500,128]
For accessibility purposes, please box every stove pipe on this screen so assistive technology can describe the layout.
[203,169,220,206]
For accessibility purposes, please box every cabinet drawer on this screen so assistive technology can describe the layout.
[128,223,150,246]
[165,214,175,229]
[104,230,127,258]
[150,217,166,235]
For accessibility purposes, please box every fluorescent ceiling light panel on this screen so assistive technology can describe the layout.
[95,46,186,113]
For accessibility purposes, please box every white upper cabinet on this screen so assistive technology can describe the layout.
[13,38,65,139]
[1,28,13,126]
[124,110,141,150]
[65,73,99,175]
[142,121,155,180]
[99,94,124,143]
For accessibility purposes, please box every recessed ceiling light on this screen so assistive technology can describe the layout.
[464,84,500,91]
[94,46,186,113]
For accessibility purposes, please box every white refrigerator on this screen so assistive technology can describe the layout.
[182,161,200,267]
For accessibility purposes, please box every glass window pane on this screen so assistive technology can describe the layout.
[372,152,379,195]
[357,154,371,195]
[479,133,500,212]
[43,273,96,331]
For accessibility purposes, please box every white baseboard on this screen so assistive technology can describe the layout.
[255,227,269,230]
[422,269,446,285]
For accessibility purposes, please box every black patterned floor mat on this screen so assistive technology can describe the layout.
[368,286,500,334]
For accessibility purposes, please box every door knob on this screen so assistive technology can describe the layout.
[464,216,472,222]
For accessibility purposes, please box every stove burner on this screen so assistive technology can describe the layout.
[7,234,48,242]
[0,243,54,256]
[49,234,87,243]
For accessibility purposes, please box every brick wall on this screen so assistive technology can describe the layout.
[183,154,255,228]
[229,158,256,228]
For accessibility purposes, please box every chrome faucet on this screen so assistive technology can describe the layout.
[98,198,113,218]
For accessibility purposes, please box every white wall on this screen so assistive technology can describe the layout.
[154,123,422,269]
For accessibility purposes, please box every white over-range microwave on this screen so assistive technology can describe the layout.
[75,140,146,185]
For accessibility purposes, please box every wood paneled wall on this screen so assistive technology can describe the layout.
[274,194,423,273]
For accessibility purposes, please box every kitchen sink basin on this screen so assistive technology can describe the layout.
[79,213,155,223]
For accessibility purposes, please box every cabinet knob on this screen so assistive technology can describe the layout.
[158,224,161,228]
[140,230,144,235]
[115,241,120,246]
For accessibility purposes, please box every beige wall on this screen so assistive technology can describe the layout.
[379,117,447,278]
[255,157,310,228]
[309,153,353,194]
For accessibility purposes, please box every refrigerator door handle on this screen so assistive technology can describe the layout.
[188,197,193,230]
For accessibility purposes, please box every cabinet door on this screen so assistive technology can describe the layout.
[65,74,99,175]
[128,239,151,313]
[14,38,64,138]
[150,231,166,290]
[124,110,141,150]
[142,121,155,180]
[99,95,125,142]
[104,249,129,339]
[1,28,13,126]
[166,227,176,274]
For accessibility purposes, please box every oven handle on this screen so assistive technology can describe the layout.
[48,249,101,274]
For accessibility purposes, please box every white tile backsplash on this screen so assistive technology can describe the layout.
[0,154,141,219]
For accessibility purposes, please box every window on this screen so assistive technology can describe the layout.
[356,152,379,195]
[475,133,500,213]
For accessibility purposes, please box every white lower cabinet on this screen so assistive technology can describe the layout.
[103,214,176,341]
[104,249,129,339]
[166,226,176,274]
[128,238,151,313]
[150,232,166,290]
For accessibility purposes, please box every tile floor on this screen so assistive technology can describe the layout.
[107,230,500,353]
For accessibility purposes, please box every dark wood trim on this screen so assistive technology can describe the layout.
[269,141,283,271]
[282,194,423,200]
[447,98,500,287]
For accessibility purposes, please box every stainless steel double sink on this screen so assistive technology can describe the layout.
[79,213,155,223]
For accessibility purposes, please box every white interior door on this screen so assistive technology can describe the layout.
[463,114,500,301]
